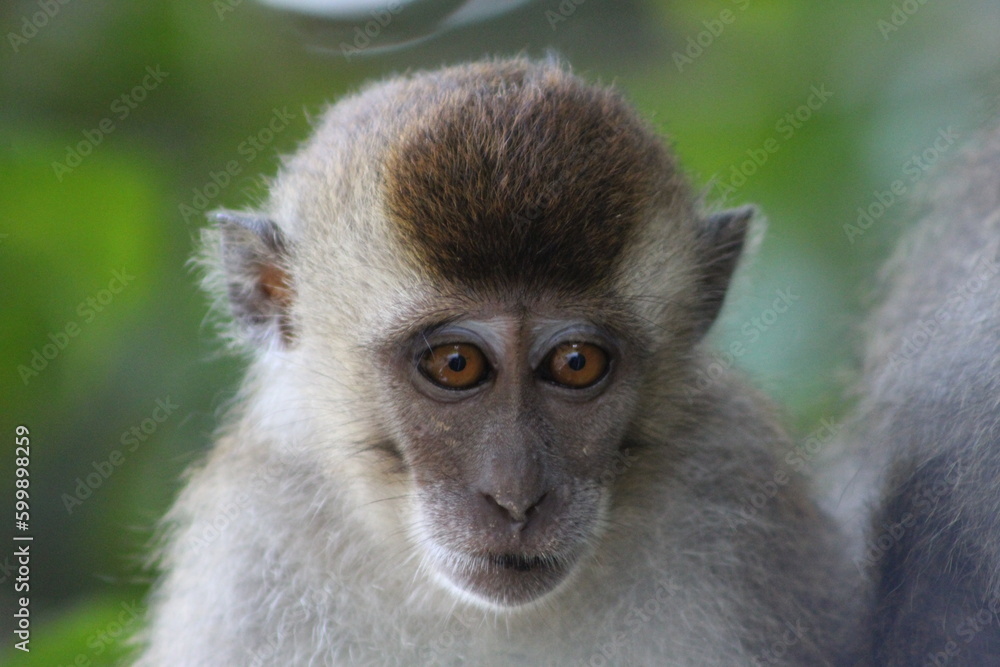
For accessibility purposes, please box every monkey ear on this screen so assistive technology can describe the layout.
[208,210,295,348]
[694,205,754,337]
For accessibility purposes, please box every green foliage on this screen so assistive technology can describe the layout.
[1,595,145,667]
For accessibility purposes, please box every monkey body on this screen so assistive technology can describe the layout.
[142,375,853,666]
[139,59,860,665]
[848,126,1000,664]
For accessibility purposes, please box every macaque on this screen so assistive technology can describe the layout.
[139,58,1000,666]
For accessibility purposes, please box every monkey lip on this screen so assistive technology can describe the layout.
[488,553,548,572]
[436,549,578,608]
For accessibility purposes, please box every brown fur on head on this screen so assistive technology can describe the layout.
[213,58,749,351]
[204,57,752,609]
[383,59,686,292]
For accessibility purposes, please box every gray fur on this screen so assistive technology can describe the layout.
[843,124,1000,665]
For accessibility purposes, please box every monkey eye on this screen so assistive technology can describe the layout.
[419,343,490,390]
[542,342,609,389]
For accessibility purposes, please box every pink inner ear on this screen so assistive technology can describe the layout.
[259,263,293,307]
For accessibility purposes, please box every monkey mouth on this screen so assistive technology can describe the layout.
[416,491,604,609]
[432,548,578,609]
[489,553,549,572]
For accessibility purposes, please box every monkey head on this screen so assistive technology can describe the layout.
[204,58,751,609]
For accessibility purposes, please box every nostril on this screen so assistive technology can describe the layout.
[482,493,523,523]
[483,491,547,525]
[525,492,546,520]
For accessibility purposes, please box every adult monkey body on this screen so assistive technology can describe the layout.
[136,57,998,664]
[847,125,1000,664]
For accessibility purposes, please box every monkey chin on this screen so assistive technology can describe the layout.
[427,546,582,611]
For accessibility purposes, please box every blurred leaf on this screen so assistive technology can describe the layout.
[0,595,144,667]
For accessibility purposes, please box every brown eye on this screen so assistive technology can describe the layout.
[420,343,489,390]
[545,342,609,389]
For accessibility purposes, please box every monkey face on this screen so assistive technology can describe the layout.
[204,58,752,613]
[373,302,647,608]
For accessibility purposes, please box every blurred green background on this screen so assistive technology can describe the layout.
[1,0,998,663]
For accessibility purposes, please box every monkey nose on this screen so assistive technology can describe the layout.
[481,490,547,527]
